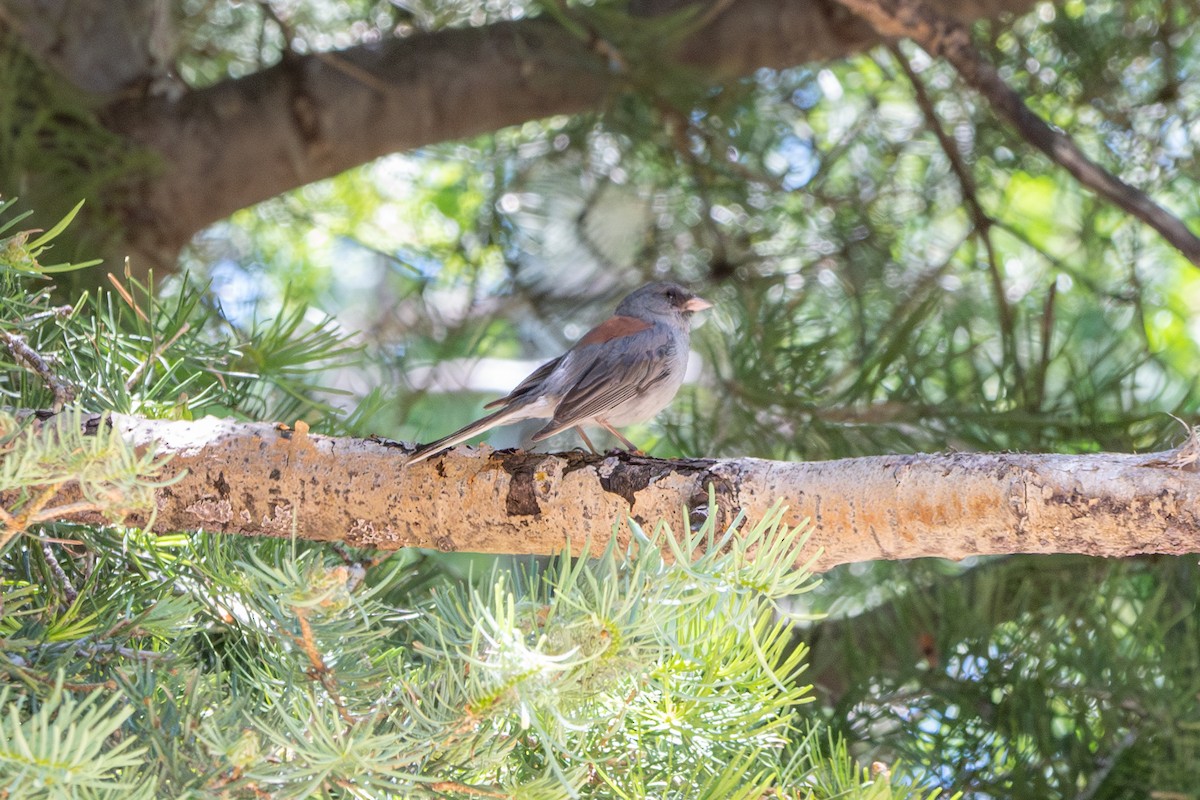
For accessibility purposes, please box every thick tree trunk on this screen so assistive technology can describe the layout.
[11,413,1200,571]
[3,0,1040,272]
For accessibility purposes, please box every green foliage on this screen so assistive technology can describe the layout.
[803,556,1200,797]
[0,680,156,799]
[190,0,1200,461]
[0,407,174,545]
[398,501,816,793]
[0,205,943,797]
[2,487,941,797]
[0,199,362,426]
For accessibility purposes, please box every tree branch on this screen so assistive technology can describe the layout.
[0,0,173,95]
[889,42,1027,399]
[0,330,74,410]
[9,413,1200,572]
[836,0,1200,266]
[101,0,1038,270]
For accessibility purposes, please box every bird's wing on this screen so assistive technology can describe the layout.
[482,354,565,409]
[408,317,657,464]
[486,315,651,410]
[530,319,675,441]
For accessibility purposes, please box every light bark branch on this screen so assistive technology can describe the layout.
[10,414,1200,572]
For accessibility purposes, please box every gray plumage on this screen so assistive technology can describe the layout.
[405,282,711,465]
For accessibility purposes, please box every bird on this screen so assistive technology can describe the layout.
[404,281,712,465]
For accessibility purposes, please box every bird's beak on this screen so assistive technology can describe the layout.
[683,296,713,312]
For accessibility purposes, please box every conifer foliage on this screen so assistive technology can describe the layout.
[0,207,932,800]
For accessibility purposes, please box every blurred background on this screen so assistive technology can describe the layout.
[170,2,1200,463]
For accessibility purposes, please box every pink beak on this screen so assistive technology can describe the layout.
[684,296,713,312]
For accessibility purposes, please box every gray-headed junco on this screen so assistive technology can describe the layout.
[405,282,712,464]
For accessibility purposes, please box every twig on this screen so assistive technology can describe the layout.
[22,305,74,324]
[125,322,191,392]
[1034,279,1057,412]
[1077,729,1138,800]
[888,44,1025,396]
[106,272,151,323]
[1,476,114,553]
[0,516,18,553]
[257,0,394,94]
[836,0,1200,267]
[42,542,79,606]
[27,500,105,525]
[73,643,168,661]
[0,657,117,693]
[0,481,64,551]
[0,330,74,410]
[289,607,360,725]
[328,541,388,572]
[427,782,508,798]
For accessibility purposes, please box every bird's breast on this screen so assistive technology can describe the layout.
[602,328,691,426]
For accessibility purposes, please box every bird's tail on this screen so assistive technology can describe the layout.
[404,405,530,466]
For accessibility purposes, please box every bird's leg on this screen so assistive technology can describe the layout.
[574,426,600,455]
[597,420,644,455]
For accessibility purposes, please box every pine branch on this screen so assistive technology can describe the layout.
[0,330,74,410]
[9,411,1200,570]
[836,0,1200,266]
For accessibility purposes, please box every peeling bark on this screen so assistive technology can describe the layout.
[10,414,1200,571]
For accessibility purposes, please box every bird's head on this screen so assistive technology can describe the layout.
[617,282,713,321]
